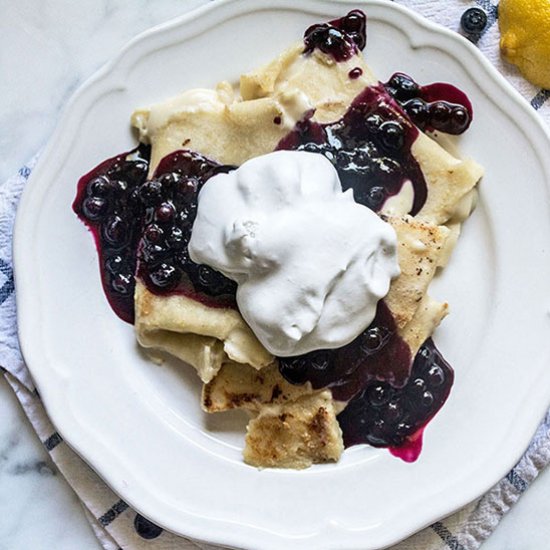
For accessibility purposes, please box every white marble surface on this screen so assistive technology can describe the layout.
[2,1,550,549]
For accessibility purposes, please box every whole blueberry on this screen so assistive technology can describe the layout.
[124,159,149,182]
[361,326,385,353]
[102,215,128,247]
[197,265,235,295]
[310,351,331,371]
[110,179,128,196]
[325,27,349,50]
[175,177,199,201]
[139,179,163,206]
[429,102,453,129]
[87,176,111,198]
[82,196,108,221]
[362,185,386,210]
[154,202,176,224]
[104,254,126,275]
[178,208,195,228]
[371,157,400,178]
[427,365,445,387]
[404,98,429,127]
[367,384,390,407]
[449,106,471,134]
[365,114,384,133]
[111,272,133,295]
[141,242,168,265]
[149,262,180,290]
[387,73,420,101]
[422,390,434,408]
[143,224,163,244]
[379,121,405,151]
[382,401,402,423]
[342,10,366,49]
[342,10,365,32]
[461,7,488,34]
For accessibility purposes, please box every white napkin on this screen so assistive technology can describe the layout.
[2,1,550,548]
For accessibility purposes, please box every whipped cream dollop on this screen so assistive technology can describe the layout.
[189,151,400,357]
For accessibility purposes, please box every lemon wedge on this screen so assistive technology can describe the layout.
[499,0,550,88]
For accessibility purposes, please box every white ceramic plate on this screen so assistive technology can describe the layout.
[14,1,550,549]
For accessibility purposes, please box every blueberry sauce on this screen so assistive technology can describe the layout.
[277,84,427,215]
[73,147,236,323]
[73,145,150,323]
[384,73,473,135]
[279,301,411,402]
[348,67,363,79]
[138,150,237,306]
[304,10,367,61]
[337,338,453,455]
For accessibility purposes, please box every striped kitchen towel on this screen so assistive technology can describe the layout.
[1,1,549,548]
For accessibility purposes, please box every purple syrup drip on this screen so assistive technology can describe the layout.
[277,84,427,216]
[389,428,424,463]
[303,10,367,61]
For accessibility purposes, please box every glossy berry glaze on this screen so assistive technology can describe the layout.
[277,84,427,215]
[279,301,411,402]
[73,146,150,323]
[137,151,236,305]
[73,147,236,323]
[74,9,460,458]
[304,10,366,61]
[338,338,453,461]
[384,72,473,135]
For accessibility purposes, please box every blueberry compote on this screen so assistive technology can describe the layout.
[73,145,150,323]
[279,301,411,402]
[274,11,467,458]
[73,146,236,323]
[384,72,473,135]
[337,338,453,462]
[137,150,236,305]
[304,10,367,61]
[277,84,427,215]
